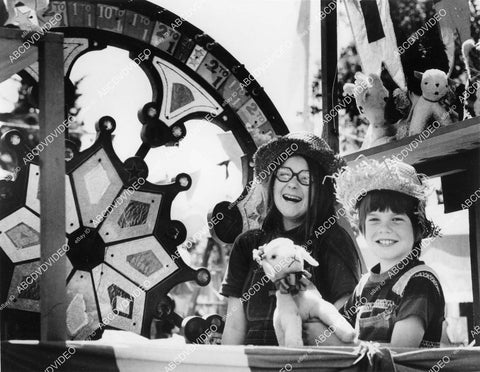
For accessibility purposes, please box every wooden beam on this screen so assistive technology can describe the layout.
[320,0,339,153]
[414,152,472,178]
[344,118,480,170]
[38,31,66,342]
[468,151,480,345]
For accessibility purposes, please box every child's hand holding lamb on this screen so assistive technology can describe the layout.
[253,238,356,347]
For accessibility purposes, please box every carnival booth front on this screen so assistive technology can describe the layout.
[1,0,480,371]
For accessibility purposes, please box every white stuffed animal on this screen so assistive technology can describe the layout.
[253,238,356,347]
[409,69,452,135]
[343,72,396,149]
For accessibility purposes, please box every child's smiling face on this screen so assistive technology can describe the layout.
[273,156,311,231]
[364,209,415,271]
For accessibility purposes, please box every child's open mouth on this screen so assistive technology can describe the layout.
[376,239,398,246]
[282,194,302,203]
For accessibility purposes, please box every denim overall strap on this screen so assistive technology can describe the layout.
[355,273,371,297]
[391,264,441,296]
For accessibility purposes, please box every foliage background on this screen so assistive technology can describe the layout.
[312,0,480,154]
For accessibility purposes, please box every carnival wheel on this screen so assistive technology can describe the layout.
[0,0,288,340]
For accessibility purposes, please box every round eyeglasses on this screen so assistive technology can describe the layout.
[275,167,311,186]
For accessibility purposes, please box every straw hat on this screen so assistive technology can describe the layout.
[333,156,438,238]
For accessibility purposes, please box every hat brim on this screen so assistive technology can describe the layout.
[253,132,345,183]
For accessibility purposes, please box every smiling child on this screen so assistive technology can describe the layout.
[221,132,361,345]
[333,157,445,348]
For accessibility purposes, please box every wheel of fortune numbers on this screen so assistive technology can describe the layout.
[0,0,288,339]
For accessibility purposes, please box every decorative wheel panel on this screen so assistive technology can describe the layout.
[0,0,288,339]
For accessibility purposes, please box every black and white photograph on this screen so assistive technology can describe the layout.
[0,0,479,371]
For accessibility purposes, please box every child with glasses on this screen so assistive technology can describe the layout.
[220,132,362,345]
[332,157,445,347]
[275,166,312,187]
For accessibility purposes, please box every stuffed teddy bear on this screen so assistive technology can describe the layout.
[462,39,480,119]
[343,72,396,149]
[253,238,356,347]
[408,69,453,135]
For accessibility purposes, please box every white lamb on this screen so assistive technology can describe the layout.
[253,238,356,347]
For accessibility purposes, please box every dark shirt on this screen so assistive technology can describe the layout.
[220,224,361,345]
[340,258,445,347]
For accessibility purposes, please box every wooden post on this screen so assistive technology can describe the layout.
[320,0,339,153]
[38,31,66,341]
[468,152,480,345]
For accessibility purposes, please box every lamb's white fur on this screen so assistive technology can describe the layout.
[253,238,356,347]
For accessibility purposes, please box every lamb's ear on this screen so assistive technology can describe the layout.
[414,71,423,80]
[252,249,262,264]
[343,83,356,96]
[262,261,277,281]
[299,248,319,267]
